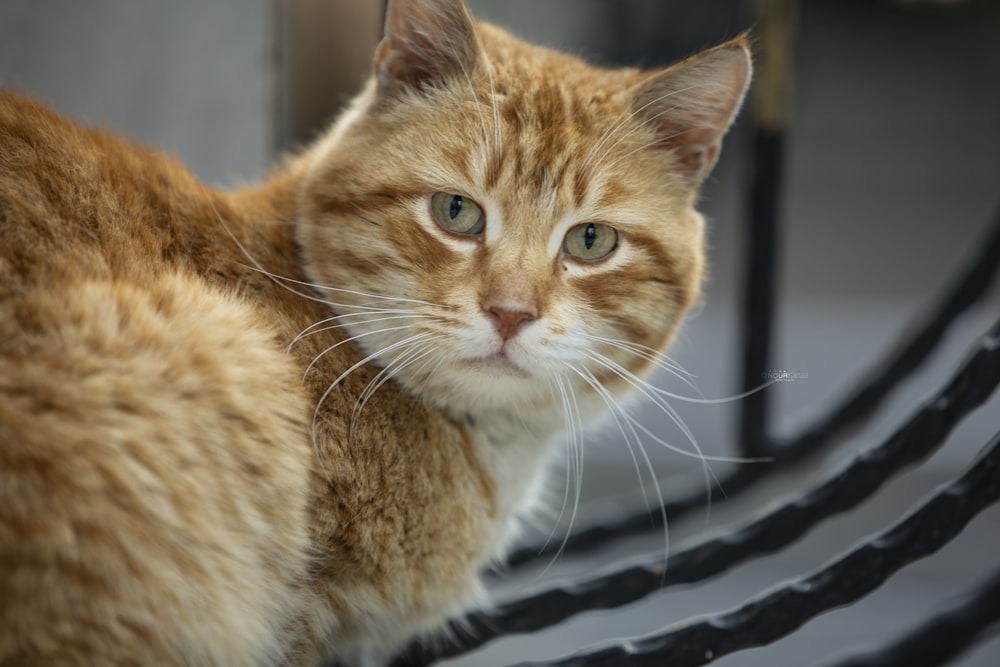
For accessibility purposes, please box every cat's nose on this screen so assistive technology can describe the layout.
[486,306,537,342]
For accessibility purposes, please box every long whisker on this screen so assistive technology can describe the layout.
[580,349,773,528]
[397,343,448,395]
[303,325,426,377]
[579,364,657,505]
[349,340,439,438]
[535,372,586,575]
[580,332,700,393]
[209,203,357,312]
[581,350,766,465]
[652,383,776,406]
[579,329,694,376]
[237,261,445,310]
[310,331,435,460]
[289,309,418,349]
[581,333,777,404]
[568,364,671,566]
[537,375,572,557]
[288,313,432,352]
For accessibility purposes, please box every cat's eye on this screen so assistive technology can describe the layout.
[563,223,618,262]
[430,192,485,236]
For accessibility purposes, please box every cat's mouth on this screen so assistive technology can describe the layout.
[470,350,530,378]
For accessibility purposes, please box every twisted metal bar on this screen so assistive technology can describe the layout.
[511,427,1000,667]
[393,317,1000,666]
[504,204,1000,569]
[822,565,1000,667]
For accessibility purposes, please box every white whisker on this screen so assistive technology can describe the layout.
[310,331,435,462]
[237,261,445,310]
[535,372,587,575]
[538,375,574,558]
[580,350,766,465]
[581,332,776,404]
[208,203,358,313]
[566,364,671,565]
[579,349,771,529]
[580,332,700,393]
[653,383,776,406]
[402,344,449,393]
[288,313,431,352]
[303,325,427,378]
[349,341,439,438]
[291,306,424,337]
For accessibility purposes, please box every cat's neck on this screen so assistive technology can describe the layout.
[460,405,565,556]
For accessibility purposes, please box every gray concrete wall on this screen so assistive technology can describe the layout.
[0,0,271,186]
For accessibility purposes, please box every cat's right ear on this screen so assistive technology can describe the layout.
[375,0,481,100]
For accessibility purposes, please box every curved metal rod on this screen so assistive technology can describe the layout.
[509,426,1000,667]
[822,564,1000,667]
[392,317,1000,665]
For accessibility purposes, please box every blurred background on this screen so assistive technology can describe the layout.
[3,0,999,665]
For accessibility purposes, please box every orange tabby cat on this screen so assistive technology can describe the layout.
[0,0,750,664]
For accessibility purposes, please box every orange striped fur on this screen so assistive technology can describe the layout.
[0,1,750,664]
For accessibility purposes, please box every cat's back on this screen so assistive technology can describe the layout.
[1,91,214,289]
[0,92,316,665]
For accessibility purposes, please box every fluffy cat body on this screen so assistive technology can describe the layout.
[0,1,750,664]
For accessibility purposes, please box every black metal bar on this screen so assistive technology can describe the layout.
[738,0,798,458]
[392,317,1000,666]
[822,565,1000,667]
[739,126,783,456]
[503,204,1000,569]
[509,427,1000,667]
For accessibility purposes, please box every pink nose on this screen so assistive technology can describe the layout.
[487,306,536,341]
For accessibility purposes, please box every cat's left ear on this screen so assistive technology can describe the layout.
[375,0,481,100]
[632,35,752,187]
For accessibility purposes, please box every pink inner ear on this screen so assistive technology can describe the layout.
[642,95,736,185]
[632,38,752,185]
[673,140,721,180]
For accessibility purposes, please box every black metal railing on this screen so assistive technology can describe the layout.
[393,280,1000,666]
[388,0,1000,665]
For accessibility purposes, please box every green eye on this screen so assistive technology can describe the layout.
[430,192,485,235]
[564,223,618,261]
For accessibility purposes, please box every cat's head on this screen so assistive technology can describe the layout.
[296,0,750,420]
